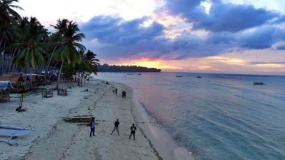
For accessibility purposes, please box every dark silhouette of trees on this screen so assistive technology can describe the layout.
[97,64,161,72]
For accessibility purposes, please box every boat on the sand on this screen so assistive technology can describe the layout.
[63,115,94,123]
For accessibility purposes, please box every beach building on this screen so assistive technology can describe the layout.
[0,74,25,92]
[0,81,13,102]
[37,75,45,85]
[21,74,31,91]
[23,74,39,88]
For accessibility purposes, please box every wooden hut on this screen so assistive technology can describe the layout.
[37,75,45,85]
[21,74,31,91]
[50,74,57,82]
[23,74,39,88]
[0,90,10,102]
[0,74,25,92]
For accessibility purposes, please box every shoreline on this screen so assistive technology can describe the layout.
[94,73,195,160]
[131,94,194,160]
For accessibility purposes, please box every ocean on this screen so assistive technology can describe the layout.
[94,72,285,160]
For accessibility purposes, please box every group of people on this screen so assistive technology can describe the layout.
[112,87,118,94]
[112,86,127,98]
[89,118,137,140]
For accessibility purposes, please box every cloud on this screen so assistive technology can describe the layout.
[276,45,285,50]
[161,0,281,32]
[237,26,285,49]
[249,62,285,65]
[80,15,285,62]
[80,15,227,60]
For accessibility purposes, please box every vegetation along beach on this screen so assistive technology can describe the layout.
[1,0,285,160]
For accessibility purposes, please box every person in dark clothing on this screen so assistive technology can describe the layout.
[110,119,120,135]
[129,123,137,140]
[90,117,95,137]
[115,88,118,94]
[111,119,120,135]
[122,91,126,98]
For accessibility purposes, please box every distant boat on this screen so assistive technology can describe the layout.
[138,74,141,75]
[127,74,134,75]
[197,76,202,78]
[253,82,264,85]
[176,76,182,77]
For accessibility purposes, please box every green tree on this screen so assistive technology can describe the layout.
[53,21,85,89]
[45,19,69,83]
[11,17,47,89]
[84,50,99,73]
[0,0,23,74]
[0,0,22,27]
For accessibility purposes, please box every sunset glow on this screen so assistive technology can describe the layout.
[16,0,285,75]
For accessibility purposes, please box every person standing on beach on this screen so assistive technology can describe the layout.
[90,117,95,137]
[129,124,137,140]
[115,88,118,95]
[110,119,120,135]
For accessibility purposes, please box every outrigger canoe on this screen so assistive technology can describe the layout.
[63,115,94,123]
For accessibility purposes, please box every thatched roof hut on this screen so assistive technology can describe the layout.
[37,75,45,85]
[23,74,39,87]
[21,74,31,90]
[0,74,25,92]
[0,74,24,85]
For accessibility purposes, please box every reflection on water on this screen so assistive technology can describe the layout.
[95,72,285,160]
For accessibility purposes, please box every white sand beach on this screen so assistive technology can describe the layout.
[0,79,193,160]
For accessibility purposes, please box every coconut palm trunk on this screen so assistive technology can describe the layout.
[56,61,64,89]
[7,49,17,73]
[45,46,57,84]
[29,66,33,90]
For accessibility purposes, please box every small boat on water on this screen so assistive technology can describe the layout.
[197,76,202,78]
[253,82,264,85]
[176,76,182,77]
[138,74,141,75]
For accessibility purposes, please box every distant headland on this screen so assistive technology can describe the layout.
[97,64,161,72]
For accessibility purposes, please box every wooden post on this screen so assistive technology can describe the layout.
[19,94,23,108]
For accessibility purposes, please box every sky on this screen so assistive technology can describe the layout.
[15,0,285,75]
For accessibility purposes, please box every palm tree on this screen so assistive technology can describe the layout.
[11,17,47,89]
[0,0,23,74]
[44,19,69,83]
[84,50,99,68]
[74,50,95,87]
[0,0,22,27]
[53,21,85,89]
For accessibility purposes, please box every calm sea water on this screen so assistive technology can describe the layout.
[94,72,285,160]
